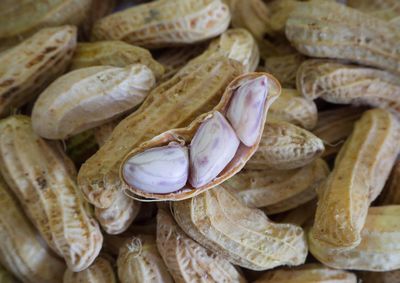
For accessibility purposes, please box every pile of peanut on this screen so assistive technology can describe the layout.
[0,0,399,282]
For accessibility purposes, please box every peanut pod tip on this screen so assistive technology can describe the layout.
[120,72,281,201]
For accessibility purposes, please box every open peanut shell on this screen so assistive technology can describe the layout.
[119,72,281,201]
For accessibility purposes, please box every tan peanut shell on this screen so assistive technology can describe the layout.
[268,88,318,130]
[0,115,103,272]
[156,207,246,283]
[32,64,155,139]
[0,0,89,50]
[224,158,329,214]
[0,175,65,283]
[120,72,281,201]
[312,109,400,250]
[95,189,141,235]
[63,257,116,283]
[296,59,400,117]
[0,25,76,117]
[347,0,400,22]
[78,57,243,209]
[262,52,306,88]
[70,41,165,79]
[91,0,231,48]
[309,205,400,271]
[358,269,400,283]
[246,121,324,170]
[156,44,208,81]
[117,235,173,283]
[253,263,357,283]
[171,186,308,270]
[184,28,260,73]
[377,159,400,205]
[313,107,365,158]
[285,0,400,74]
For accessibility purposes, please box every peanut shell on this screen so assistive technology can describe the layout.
[63,257,116,283]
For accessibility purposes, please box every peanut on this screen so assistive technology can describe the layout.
[310,205,400,271]
[172,186,308,270]
[246,121,324,170]
[296,59,400,117]
[91,0,231,48]
[78,58,243,208]
[312,109,400,250]
[63,257,116,283]
[120,73,280,200]
[286,0,400,74]
[0,26,76,117]
[70,41,165,79]
[156,207,246,283]
[117,235,173,283]
[0,115,103,271]
[224,158,329,214]
[32,64,155,139]
[0,174,65,283]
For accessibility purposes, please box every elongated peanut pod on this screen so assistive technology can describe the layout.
[0,175,65,283]
[91,0,231,48]
[63,257,116,283]
[0,116,103,272]
[70,41,165,79]
[253,263,357,283]
[172,186,307,270]
[247,121,324,170]
[312,109,400,250]
[0,26,76,117]
[267,88,317,130]
[120,72,280,200]
[310,205,400,271]
[95,189,141,235]
[78,57,243,209]
[156,208,246,283]
[117,235,173,283]
[224,158,329,213]
[286,0,400,74]
[296,59,400,118]
[32,64,155,140]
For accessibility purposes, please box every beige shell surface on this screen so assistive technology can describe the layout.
[253,263,357,283]
[156,208,247,283]
[0,0,90,49]
[91,0,231,48]
[309,205,400,271]
[171,186,308,270]
[0,115,103,272]
[0,25,76,117]
[268,88,318,130]
[246,121,324,170]
[70,41,165,79]
[32,64,155,140]
[262,52,306,88]
[0,175,66,283]
[185,28,260,73]
[313,106,365,158]
[120,72,281,201]
[296,59,400,117]
[286,0,400,74]
[95,189,141,235]
[312,109,400,250]
[63,257,116,283]
[224,158,329,214]
[347,0,400,22]
[117,234,173,283]
[78,58,243,209]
